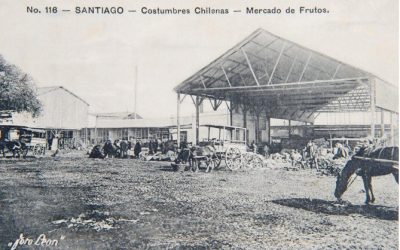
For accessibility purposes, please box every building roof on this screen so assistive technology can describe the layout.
[92,117,177,129]
[174,28,397,122]
[93,111,143,119]
[38,86,90,106]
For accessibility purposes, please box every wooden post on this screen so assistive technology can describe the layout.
[195,96,200,145]
[255,113,260,143]
[370,79,376,139]
[266,116,271,144]
[390,112,394,146]
[288,119,292,139]
[94,115,98,145]
[229,102,233,126]
[380,109,385,138]
[177,93,181,148]
[242,105,248,144]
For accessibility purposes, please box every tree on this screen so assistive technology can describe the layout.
[0,55,42,117]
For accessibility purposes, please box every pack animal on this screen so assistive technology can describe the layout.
[0,140,23,158]
[334,146,398,204]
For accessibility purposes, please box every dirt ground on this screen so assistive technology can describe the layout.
[0,151,398,250]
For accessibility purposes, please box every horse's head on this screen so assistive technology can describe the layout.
[334,172,345,200]
[334,160,358,200]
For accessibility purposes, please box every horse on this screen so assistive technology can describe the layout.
[0,140,23,158]
[334,146,398,204]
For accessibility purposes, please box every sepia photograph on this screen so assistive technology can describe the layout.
[0,0,398,249]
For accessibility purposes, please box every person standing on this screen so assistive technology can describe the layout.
[51,134,59,157]
[153,139,159,154]
[134,140,141,159]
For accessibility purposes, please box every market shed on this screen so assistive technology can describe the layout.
[174,28,398,146]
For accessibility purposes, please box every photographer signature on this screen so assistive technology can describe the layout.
[8,233,65,250]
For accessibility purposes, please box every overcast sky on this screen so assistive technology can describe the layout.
[0,0,398,118]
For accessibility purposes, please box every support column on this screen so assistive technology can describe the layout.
[94,115,98,145]
[229,102,233,126]
[266,116,271,144]
[195,96,200,145]
[177,93,181,148]
[380,109,385,138]
[255,113,260,143]
[288,120,292,139]
[370,79,376,139]
[242,106,248,144]
[390,112,394,146]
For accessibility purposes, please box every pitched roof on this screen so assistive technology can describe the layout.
[37,86,90,106]
[174,28,396,121]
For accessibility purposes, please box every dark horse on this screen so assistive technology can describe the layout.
[334,146,398,204]
[0,140,24,158]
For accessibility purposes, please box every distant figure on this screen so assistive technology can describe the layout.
[149,139,154,155]
[263,144,269,157]
[51,135,59,157]
[103,139,116,158]
[89,145,105,159]
[180,139,188,150]
[333,143,349,159]
[306,140,318,169]
[249,141,256,153]
[134,140,142,159]
[159,140,165,154]
[153,139,159,154]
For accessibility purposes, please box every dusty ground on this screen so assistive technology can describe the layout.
[0,151,398,250]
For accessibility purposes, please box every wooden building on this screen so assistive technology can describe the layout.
[10,86,90,148]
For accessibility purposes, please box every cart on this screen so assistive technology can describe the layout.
[0,126,47,157]
[200,124,264,170]
[20,128,47,156]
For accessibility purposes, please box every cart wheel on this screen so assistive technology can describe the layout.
[225,147,242,171]
[33,145,42,156]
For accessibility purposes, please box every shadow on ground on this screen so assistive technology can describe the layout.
[272,198,398,221]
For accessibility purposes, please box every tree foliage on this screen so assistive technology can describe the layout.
[0,55,42,117]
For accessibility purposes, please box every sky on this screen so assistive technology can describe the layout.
[0,0,398,118]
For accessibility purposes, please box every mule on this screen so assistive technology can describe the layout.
[334,146,398,204]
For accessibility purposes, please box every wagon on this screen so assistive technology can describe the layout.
[0,126,47,157]
[200,125,264,170]
[19,128,47,156]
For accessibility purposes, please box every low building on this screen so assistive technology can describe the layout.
[2,86,90,148]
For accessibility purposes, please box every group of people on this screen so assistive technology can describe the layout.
[132,139,169,159]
